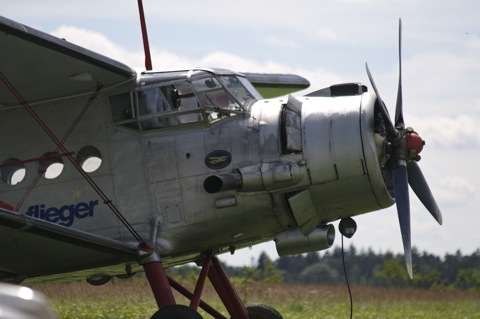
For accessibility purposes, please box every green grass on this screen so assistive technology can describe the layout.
[32,281,480,319]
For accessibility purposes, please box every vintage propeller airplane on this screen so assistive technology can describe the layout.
[0,2,442,318]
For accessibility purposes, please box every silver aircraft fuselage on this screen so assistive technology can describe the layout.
[1,68,393,265]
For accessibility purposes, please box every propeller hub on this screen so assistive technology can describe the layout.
[405,130,424,159]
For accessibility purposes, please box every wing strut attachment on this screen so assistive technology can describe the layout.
[0,72,146,246]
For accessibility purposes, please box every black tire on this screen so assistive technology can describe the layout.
[151,305,203,319]
[246,304,283,319]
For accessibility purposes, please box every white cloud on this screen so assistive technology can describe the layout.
[437,175,476,205]
[406,52,480,101]
[49,25,346,91]
[465,35,480,50]
[409,115,480,148]
[263,35,299,49]
[52,26,144,67]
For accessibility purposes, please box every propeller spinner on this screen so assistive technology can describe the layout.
[366,19,443,278]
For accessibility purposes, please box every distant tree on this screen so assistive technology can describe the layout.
[267,245,480,289]
[299,263,339,284]
[414,269,442,288]
[257,251,269,272]
[305,252,320,264]
[374,258,409,286]
[462,249,480,269]
[263,257,284,284]
[275,254,308,282]
[442,250,463,283]
[242,265,260,282]
[347,244,357,257]
[457,268,480,290]
[250,251,283,283]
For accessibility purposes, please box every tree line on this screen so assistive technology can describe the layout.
[219,246,480,290]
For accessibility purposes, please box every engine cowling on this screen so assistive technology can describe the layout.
[286,89,394,234]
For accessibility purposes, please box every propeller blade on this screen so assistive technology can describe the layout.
[395,18,405,130]
[394,162,413,279]
[407,161,443,225]
[365,63,397,139]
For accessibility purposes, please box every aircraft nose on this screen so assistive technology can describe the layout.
[298,91,394,221]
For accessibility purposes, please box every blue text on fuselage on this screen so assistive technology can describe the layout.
[25,200,98,227]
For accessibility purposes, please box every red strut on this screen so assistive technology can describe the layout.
[137,0,153,70]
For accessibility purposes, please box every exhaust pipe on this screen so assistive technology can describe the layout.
[275,225,335,256]
[204,161,306,194]
[203,173,243,194]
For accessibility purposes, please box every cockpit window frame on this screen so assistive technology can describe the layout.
[109,69,259,133]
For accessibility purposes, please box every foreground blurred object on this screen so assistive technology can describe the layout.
[0,283,57,319]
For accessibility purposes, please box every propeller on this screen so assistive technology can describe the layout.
[366,19,443,278]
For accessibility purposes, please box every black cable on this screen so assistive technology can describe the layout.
[341,235,353,319]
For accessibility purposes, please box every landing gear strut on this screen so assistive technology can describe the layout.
[141,252,282,319]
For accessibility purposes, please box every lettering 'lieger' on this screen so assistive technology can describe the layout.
[25,200,98,227]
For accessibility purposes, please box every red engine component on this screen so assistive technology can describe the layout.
[406,132,424,157]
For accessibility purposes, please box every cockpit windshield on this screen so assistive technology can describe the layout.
[218,75,258,106]
[191,76,239,111]
[109,69,261,132]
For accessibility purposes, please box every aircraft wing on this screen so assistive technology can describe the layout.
[0,15,136,107]
[242,72,310,98]
[0,208,139,282]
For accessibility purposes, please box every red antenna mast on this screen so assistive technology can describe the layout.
[137,0,153,70]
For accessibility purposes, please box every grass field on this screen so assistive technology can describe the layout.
[32,280,479,319]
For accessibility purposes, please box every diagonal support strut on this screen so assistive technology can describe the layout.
[0,72,145,245]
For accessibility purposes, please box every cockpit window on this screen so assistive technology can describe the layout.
[191,77,241,111]
[109,71,259,132]
[139,87,173,115]
[219,75,259,106]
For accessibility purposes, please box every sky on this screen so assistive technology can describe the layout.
[3,0,479,267]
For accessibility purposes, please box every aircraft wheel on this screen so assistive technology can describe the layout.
[246,304,284,319]
[151,305,203,319]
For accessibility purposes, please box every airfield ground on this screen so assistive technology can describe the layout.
[33,281,479,319]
